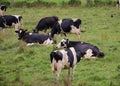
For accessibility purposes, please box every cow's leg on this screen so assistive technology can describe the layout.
[63,33,67,37]
[72,65,76,80]
[14,23,19,31]
[68,68,70,80]
[44,28,47,33]
[2,28,5,32]
[52,61,62,83]
[77,33,80,40]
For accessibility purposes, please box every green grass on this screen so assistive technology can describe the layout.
[0,5,120,86]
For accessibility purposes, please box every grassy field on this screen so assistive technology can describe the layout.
[0,5,120,86]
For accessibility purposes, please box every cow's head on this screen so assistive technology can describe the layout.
[0,5,7,11]
[15,29,27,40]
[56,38,69,48]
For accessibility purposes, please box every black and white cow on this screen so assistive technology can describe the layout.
[50,18,82,39]
[116,0,120,8]
[0,5,7,16]
[15,29,56,46]
[33,16,59,33]
[50,47,81,82]
[56,38,104,58]
[0,15,20,31]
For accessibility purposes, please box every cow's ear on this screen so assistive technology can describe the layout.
[66,39,69,44]
[25,29,27,32]
[15,30,19,33]
[64,37,67,40]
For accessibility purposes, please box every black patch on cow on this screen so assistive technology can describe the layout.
[51,21,61,37]
[34,16,58,33]
[76,50,81,62]
[73,19,82,28]
[61,19,73,32]
[66,48,74,67]
[0,17,5,28]
[50,51,63,63]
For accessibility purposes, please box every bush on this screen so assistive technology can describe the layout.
[0,0,10,6]
[94,0,115,6]
[68,0,81,6]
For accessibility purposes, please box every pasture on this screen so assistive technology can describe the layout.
[0,5,120,86]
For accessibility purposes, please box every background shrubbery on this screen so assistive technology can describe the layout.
[0,0,117,7]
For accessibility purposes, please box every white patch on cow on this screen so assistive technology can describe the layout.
[19,30,22,33]
[11,22,19,30]
[43,38,53,45]
[69,47,77,66]
[58,20,63,32]
[13,15,20,19]
[70,25,80,39]
[29,33,33,35]
[72,18,78,22]
[26,43,35,46]
[84,49,93,58]
[0,10,4,16]
[58,20,62,25]
[70,25,80,34]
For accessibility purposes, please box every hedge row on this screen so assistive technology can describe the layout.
[0,0,117,7]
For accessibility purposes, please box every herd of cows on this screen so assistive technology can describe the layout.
[0,5,105,83]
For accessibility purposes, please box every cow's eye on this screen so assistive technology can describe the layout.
[61,42,64,46]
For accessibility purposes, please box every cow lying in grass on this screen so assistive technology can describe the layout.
[50,18,82,40]
[50,47,81,82]
[15,29,56,46]
[56,38,104,58]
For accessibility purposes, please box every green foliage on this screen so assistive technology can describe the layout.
[0,0,117,7]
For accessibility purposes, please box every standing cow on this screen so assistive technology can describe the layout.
[0,5,7,16]
[15,29,56,46]
[0,15,20,31]
[50,47,81,82]
[33,16,59,33]
[50,18,82,40]
[56,38,104,58]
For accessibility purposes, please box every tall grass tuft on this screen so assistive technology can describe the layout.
[16,41,26,54]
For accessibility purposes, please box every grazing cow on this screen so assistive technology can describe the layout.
[50,18,82,39]
[33,16,59,33]
[56,38,104,58]
[116,0,120,8]
[0,15,20,31]
[50,47,81,82]
[15,29,56,46]
[0,5,7,16]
